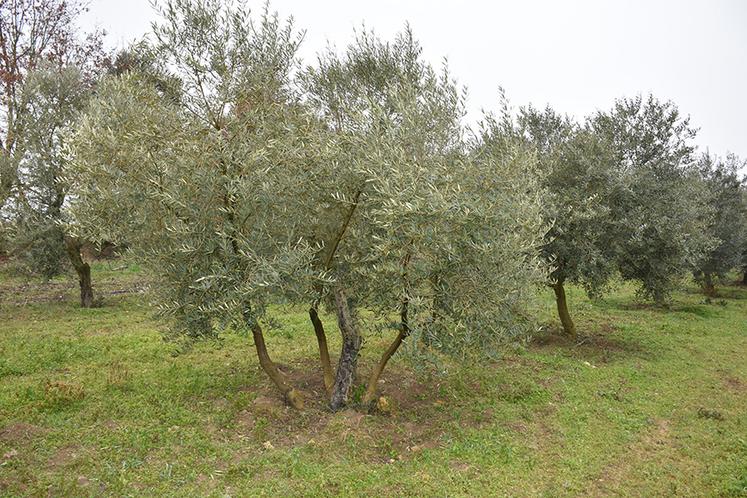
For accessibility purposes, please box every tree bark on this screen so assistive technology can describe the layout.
[742,269,747,286]
[330,287,362,411]
[309,306,335,396]
[248,319,304,410]
[553,280,576,337]
[308,189,363,401]
[64,237,94,308]
[702,272,716,297]
[362,297,409,407]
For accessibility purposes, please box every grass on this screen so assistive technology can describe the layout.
[1,261,746,496]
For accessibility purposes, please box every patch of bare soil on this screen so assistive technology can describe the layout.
[0,422,46,444]
[0,478,27,495]
[226,359,491,464]
[46,445,86,469]
[723,376,745,393]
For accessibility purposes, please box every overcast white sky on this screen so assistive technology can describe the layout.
[80,0,747,161]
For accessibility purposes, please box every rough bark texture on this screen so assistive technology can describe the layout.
[362,297,409,407]
[64,237,93,308]
[330,287,361,411]
[702,273,716,297]
[308,190,362,401]
[309,306,335,396]
[553,280,576,337]
[249,320,304,410]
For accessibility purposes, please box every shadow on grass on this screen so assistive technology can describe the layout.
[531,322,652,364]
[681,285,747,299]
[711,286,747,300]
[591,283,745,316]
[595,296,726,319]
[671,304,719,318]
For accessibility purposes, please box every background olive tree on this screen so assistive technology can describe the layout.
[10,64,94,305]
[592,95,714,304]
[693,152,747,295]
[0,0,105,306]
[477,103,623,337]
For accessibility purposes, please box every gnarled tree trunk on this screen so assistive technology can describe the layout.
[330,287,361,411]
[702,272,716,297]
[553,280,576,337]
[246,316,304,410]
[309,306,335,396]
[309,190,362,400]
[64,237,93,308]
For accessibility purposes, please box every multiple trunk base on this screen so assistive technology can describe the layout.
[309,307,334,396]
[253,287,408,412]
[248,319,305,410]
[329,288,362,411]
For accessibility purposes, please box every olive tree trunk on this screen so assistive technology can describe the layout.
[64,237,94,308]
[329,287,361,411]
[309,306,335,396]
[553,280,576,337]
[702,272,716,297]
[309,189,362,401]
[246,316,304,410]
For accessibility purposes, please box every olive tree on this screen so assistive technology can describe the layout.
[693,152,747,295]
[477,104,623,337]
[301,29,548,408]
[69,1,548,411]
[70,0,318,408]
[10,64,94,305]
[1,0,105,306]
[592,95,713,304]
[1,0,104,209]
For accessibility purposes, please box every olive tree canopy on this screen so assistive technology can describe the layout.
[592,95,714,304]
[69,0,549,411]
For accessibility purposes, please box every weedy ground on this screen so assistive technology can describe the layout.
[0,260,746,497]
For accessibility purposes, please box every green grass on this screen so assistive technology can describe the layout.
[1,263,746,496]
